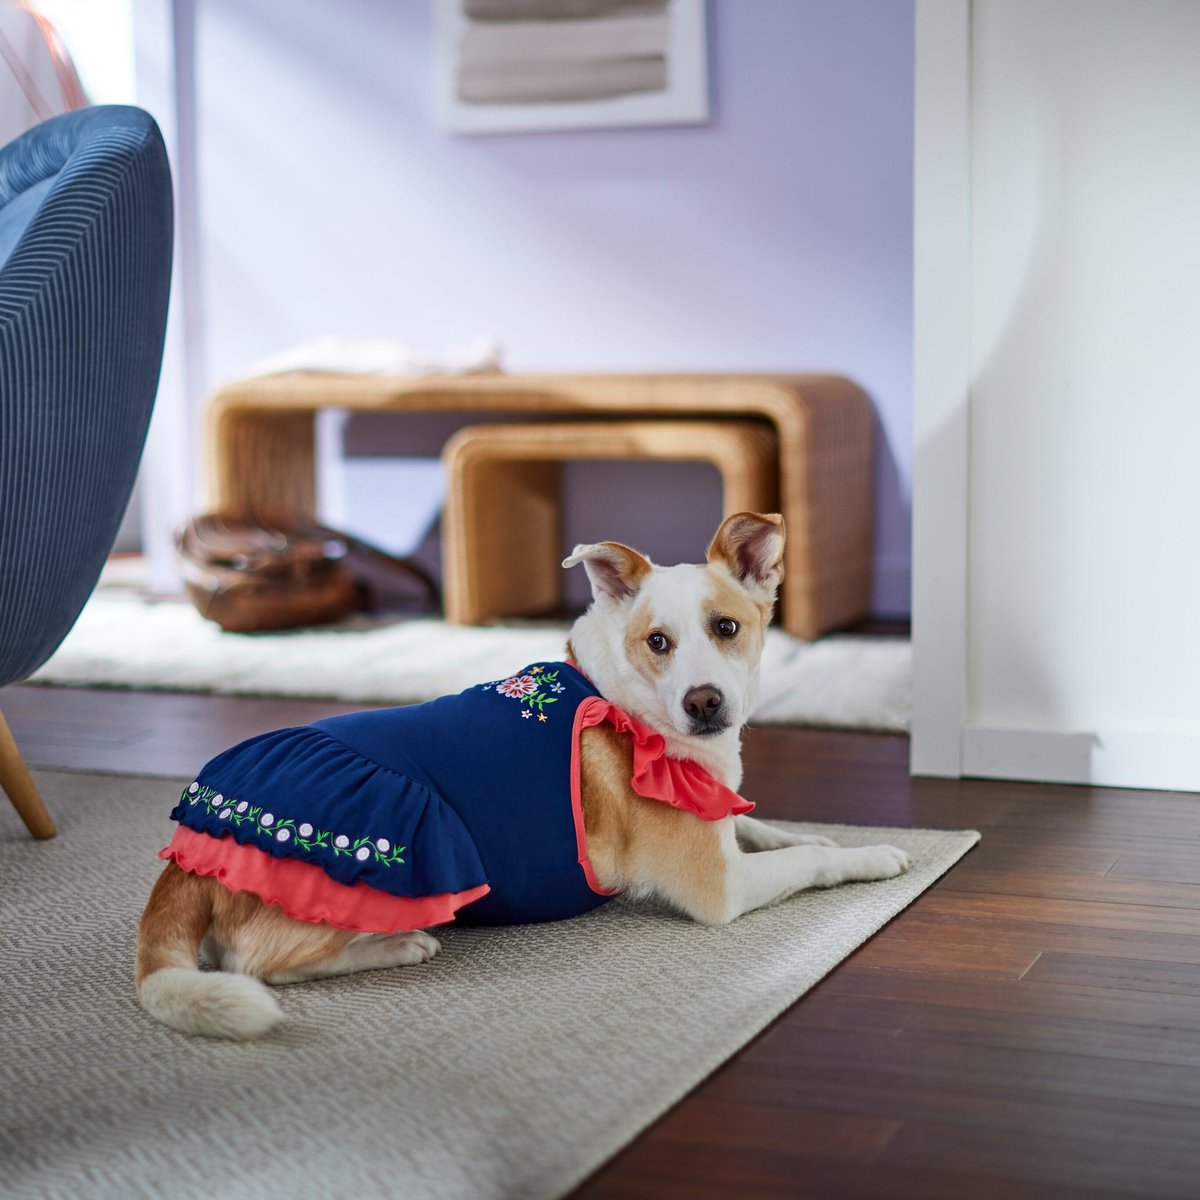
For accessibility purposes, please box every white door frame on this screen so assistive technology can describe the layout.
[911,0,971,778]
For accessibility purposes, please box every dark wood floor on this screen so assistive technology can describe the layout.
[4,683,1199,1198]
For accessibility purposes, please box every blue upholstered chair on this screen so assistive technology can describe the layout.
[0,106,173,838]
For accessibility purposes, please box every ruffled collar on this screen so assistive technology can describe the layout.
[566,657,753,822]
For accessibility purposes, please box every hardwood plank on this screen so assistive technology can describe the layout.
[903,889,1200,935]
[799,987,1200,1068]
[871,907,1200,967]
[937,866,1200,910]
[1025,952,1200,997]
[1109,853,1200,886]
[846,932,1041,979]
[881,1120,1200,1198]
[956,841,1121,875]
[819,966,1200,1032]
[754,1027,1200,1110]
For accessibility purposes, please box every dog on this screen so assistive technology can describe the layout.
[136,512,910,1039]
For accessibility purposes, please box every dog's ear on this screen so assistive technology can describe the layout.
[707,512,786,599]
[562,541,652,604]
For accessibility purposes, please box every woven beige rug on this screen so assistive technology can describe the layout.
[0,771,977,1200]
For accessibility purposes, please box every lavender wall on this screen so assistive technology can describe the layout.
[189,0,914,614]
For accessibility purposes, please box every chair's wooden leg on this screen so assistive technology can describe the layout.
[0,706,56,839]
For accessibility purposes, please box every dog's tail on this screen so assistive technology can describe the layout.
[136,862,282,1039]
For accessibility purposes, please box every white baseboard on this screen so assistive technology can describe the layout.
[962,725,1200,792]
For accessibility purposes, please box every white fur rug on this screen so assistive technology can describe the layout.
[28,591,911,732]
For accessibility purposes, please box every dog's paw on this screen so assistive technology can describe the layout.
[854,844,912,880]
[406,930,441,962]
[737,818,839,852]
[378,930,441,967]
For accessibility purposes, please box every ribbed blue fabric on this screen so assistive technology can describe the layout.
[0,106,172,686]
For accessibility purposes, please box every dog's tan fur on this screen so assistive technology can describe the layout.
[136,512,910,1038]
[578,724,730,924]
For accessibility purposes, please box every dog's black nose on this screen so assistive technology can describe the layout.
[683,685,725,726]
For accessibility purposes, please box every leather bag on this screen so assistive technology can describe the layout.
[177,513,436,633]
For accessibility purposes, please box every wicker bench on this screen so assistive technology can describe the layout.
[204,373,874,639]
[441,419,778,626]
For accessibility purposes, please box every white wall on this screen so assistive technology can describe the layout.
[133,0,916,613]
[913,0,1200,790]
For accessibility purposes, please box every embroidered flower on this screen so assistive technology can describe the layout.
[521,710,532,719]
[334,834,350,849]
[188,782,199,795]
[299,822,314,838]
[550,682,565,693]
[497,674,538,698]
[529,665,544,674]
[261,812,275,827]
[376,838,390,852]
[236,801,249,814]
[355,845,371,862]
[213,794,224,806]
[218,808,232,820]
[537,713,548,722]
[276,828,291,842]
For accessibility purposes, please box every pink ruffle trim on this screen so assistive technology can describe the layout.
[161,826,490,934]
[576,697,754,821]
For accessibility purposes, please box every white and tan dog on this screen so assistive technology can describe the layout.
[136,512,909,1038]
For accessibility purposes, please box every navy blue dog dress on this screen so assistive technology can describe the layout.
[162,662,752,932]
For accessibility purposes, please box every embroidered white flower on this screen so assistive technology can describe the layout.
[497,674,538,699]
[177,784,406,870]
[521,710,533,719]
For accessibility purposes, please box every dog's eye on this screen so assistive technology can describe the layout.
[715,617,739,639]
[646,632,672,655]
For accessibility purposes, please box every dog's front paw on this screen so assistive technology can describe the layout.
[854,844,912,880]
[737,817,839,852]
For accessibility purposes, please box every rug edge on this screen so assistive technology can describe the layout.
[537,827,981,1199]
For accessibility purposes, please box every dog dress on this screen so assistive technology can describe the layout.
[161,662,753,933]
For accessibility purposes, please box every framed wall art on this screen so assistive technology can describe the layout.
[436,0,709,134]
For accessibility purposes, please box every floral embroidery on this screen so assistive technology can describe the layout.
[181,783,406,867]
[493,666,563,722]
[497,674,539,699]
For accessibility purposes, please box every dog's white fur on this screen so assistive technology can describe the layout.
[136,513,909,1038]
